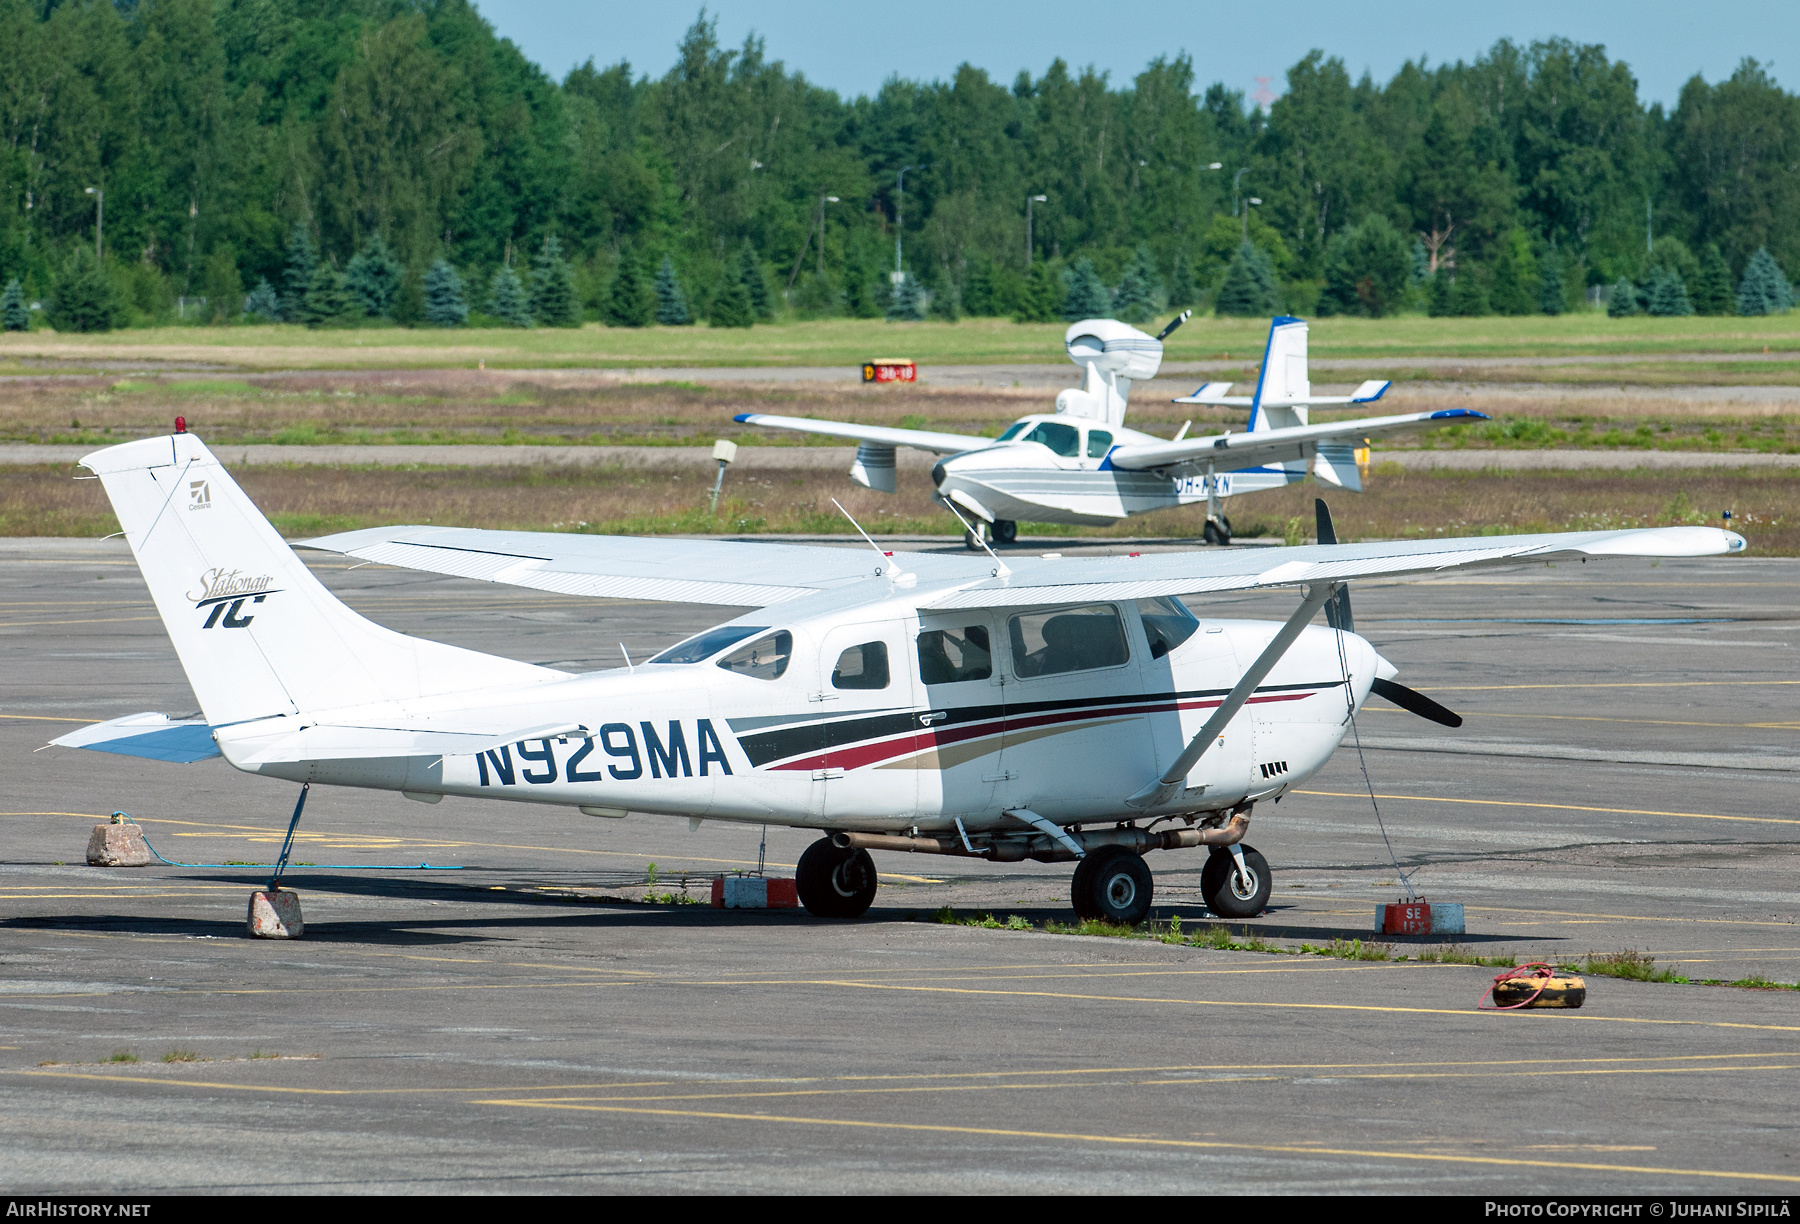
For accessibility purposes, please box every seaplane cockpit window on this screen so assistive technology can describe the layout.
[1136,596,1200,659]
[831,641,890,690]
[996,421,1032,442]
[716,630,793,680]
[1008,605,1129,678]
[650,624,768,665]
[917,625,993,685]
[1085,429,1113,458]
[1020,421,1081,457]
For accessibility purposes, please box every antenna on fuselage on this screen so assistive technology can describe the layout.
[940,499,1011,578]
[832,498,910,581]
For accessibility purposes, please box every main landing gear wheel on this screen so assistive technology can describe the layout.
[1202,517,1233,547]
[1070,845,1154,926]
[797,838,878,918]
[1202,844,1271,919]
[992,519,1017,545]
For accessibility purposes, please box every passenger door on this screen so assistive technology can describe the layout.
[912,613,1007,820]
[808,620,918,821]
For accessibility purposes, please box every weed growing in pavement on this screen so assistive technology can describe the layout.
[249,1050,280,1060]
[161,1049,200,1063]
[106,1049,138,1063]
[1299,938,1392,961]
[1699,975,1800,991]
[1403,944,1519,968]
[1580,949,1688,983]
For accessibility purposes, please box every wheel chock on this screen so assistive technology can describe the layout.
[247,889,304,938]
[711,875,798,909]
[1486,964,1587,1010]
[86,818,151,867]
[1376,899,1464,936]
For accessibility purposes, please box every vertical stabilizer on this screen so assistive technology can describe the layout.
[80,434,563,726]
[1248,317,1310,432]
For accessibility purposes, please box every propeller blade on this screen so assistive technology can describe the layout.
[1155,309,1192,341]
[1370,677,1463,728]
[1313,498,1354,633]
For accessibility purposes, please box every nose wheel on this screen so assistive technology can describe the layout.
[1070,845,1154,925]
[797,838,878,918]
[1201,844,1270,918]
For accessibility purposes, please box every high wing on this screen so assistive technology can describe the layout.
[1106,408,1487,474]
[1171,379,1392,407]
[732,413,992,455]
[296,525,996,606]
[923,526,1745,609]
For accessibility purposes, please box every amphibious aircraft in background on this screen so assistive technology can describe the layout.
[52,428,1742,926]
[735,315,1487,548]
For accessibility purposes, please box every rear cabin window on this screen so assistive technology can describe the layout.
[1085,429,1113,458]
[1136,596,1200,659]
[917,625,993,684]
[1020,421,1081,457]
[1008,605,1130,678]
[831,641,890,690]
[716,630,792,680]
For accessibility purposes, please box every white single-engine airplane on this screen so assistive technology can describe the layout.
[56,428,1744,924]
[736,314,1487,548]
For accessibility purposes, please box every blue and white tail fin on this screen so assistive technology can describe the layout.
[81,433,563,727]
[1249,316,1311,433]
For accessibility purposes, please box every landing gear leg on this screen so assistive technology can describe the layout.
[798,837,878,918]
[963,522,990,551]
[1203,463,1231,546]
[1201,843,1271,919]
[1069,845,1153,926]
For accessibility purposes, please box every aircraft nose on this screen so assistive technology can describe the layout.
[931,461,946,488]
[1373,651,1399,681]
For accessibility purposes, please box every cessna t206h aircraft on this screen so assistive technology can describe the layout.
[57,429,1743,924]
[736,314,1487,548]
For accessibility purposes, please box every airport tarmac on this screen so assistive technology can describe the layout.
[1,538,1798,1193]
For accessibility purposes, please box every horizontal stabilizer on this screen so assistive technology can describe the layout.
[51,712,221,763]
[230,720,592,765]
[1171,382,1247,406]
[1350,380,1390,403]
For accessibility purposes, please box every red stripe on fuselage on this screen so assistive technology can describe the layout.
[766,688,1324,773]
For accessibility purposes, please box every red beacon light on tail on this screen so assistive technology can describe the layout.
[174,416,186,434]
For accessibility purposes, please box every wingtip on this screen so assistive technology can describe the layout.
[731,413,754,424]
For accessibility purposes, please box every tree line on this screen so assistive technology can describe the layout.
[2,0,1796,332]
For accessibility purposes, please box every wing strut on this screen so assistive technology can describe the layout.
[1126,582,1337,810]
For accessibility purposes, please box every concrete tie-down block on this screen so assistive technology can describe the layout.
[711,876,799,909]
[86,822,151,867]
[247,889,304,938]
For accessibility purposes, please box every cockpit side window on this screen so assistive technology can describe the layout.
[1020,421,1081,457]
[716,630,792,680]
[996,421,1032,442]
[831,641,890,690]
[1137,596,1200,660]
[1085,429,1113,458]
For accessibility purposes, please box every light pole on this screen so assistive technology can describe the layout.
[1025,194,1047,268]
[1231,168,1248,218]
[1242,197,1262,242]
[84,186,103,262]
[894,166,915,282]
[818,194,838,276]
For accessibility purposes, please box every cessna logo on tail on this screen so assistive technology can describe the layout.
[188,480,212,510]
[186,568,280,629]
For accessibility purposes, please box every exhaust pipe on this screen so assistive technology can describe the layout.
[832,811,1251,862]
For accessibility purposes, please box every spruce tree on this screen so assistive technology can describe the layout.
[487,264,532,327]
[1319,215,1411,318]
[654,255,692,325]
[1013,263,1064,323]
[298,260,357,327]
[48,248,120,333]
[1428,267,1454,317]
[344,234,403,319]
[423,259,468,327]
[1448,272,1489,317]
[927,275,960,321]
[1736,247,1794,316]
[1692,245,1734,316]
[2,279,30,331]
[1607,276,1639,317]
[736,243,773,321]
[708,266,755,328]
[242,277,281,322]
[1061,257,1111,320]
[1536,250,1565,315]
[1111,246,1159,323]
[1645,265,1694,316]
[885,272,925,321]
[962,259,996,316]
[281,224,318,322]
[529,235,580,327]
[1487,230,1537,316]
[1214,242,1277,317]
[1167,248,1197,309]
[604,246,653,327]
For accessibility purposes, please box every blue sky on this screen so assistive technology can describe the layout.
[471,0,1791,106]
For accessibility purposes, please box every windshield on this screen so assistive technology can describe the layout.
[1021,421,1081,457]
[649,624,767,665]
[1137,596,1199,659]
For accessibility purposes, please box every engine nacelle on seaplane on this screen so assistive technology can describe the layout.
[1054,318,1165,428]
